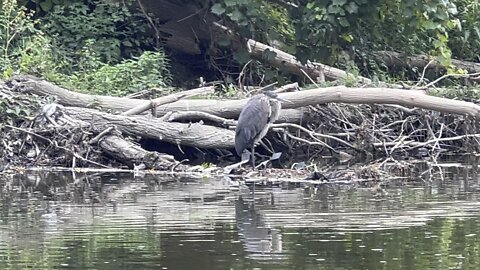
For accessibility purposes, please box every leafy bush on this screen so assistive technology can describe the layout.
[208,0,467,76]
[57,47,172,96]
[18,36,171,96]
[0,0,42,78]
[41,0,156,72]
[448,0,480,61]
[5,0,171,96]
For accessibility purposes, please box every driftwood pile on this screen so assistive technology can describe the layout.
[0,74,478,175]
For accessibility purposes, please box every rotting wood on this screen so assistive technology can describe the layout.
[98,134,181,170]
[66,106,235,149]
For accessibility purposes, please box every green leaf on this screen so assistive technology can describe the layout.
[340,33,353,43]
[332,0,347,6]
[211,4,225,15]
[345,2,358,14]
[434,9,448,20]
[432,39,443,49]
[262,49,277,61]
[224,0,236,7]
[40,0,53,12]
[327,5,343,14]
[229,9,243,22]
[474,26,480,39]
[338,17,349,27]
[233,51,250,64]
[423,21,439,30]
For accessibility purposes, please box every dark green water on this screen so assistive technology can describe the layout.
[0,162,479,269]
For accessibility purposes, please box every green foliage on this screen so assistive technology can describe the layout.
[0,0,42,78]
[18,0,69,13]
[372,0,459,68]
[41,0,155,70]
[448,0,480,61]
[2,0,172,96]
[211,0,295,54]
[19,36,171,96]
[0,89,45,128]
[58,48,172,96]
[208,0,477,82]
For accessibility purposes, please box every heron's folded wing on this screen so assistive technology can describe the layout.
[235,97,269,155]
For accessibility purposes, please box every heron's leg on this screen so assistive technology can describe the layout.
[251,145,255,168]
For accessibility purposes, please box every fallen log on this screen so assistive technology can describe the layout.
[98,134,181,170]
[372,51,480,75]
[212,22,372,84]
[12,75,146,110]
[276,86,480,118]
[155,87,479,119]
[66,106,235,149]
[11,75,305,123]
[13,74,479,119]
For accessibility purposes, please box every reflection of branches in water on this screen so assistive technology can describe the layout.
[235,194,284,261]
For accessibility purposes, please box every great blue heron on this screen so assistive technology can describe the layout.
[235,91,288,167]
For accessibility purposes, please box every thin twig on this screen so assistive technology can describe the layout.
[273,122,357,151]
[420,71,480,89]
[415,59,435,87]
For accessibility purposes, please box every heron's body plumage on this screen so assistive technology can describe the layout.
[234,93,283,161]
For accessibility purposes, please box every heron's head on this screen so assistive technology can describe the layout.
[263,91,291,103]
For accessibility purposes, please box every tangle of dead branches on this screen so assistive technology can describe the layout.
[264,103,479,165]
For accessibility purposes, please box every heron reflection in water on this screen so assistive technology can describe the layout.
[234,91,289,167]
[235,195,284,260]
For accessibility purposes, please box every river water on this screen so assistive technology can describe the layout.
[0,160,479,269]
